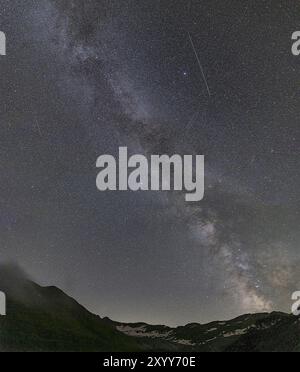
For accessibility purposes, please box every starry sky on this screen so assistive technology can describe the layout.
[0,0,299,326]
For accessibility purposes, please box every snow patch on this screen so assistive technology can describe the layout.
[117,325,196,346]
[175,339,195,346]
[223,328,247,337]
[206,327,217,333]
[117,325,172,339]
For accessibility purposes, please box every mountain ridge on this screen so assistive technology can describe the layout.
[0,266,299,352]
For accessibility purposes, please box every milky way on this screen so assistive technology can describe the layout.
[0,0,299,325]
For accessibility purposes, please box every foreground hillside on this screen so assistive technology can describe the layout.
[0,265,141,351]
[0,265,299,352]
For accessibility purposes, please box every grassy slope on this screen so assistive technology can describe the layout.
[0,282,141,352]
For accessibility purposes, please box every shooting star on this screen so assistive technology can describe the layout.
[187,31,211,98]
[184,108,201,132]
[35,118,42,138]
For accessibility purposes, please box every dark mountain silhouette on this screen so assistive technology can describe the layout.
[0,264,141,351]
[0,264,299,352]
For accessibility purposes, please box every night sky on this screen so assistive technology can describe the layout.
[0,0,299,326]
